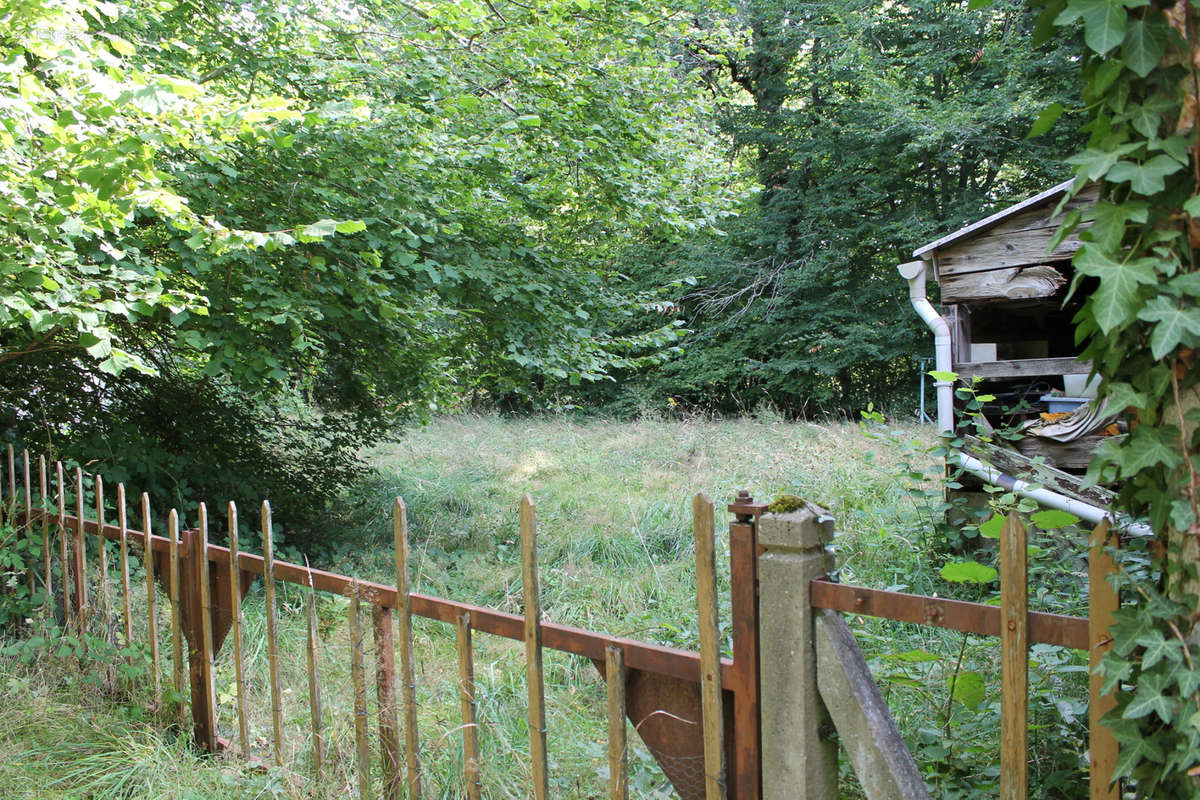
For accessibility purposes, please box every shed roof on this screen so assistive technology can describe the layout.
[913,179,1074,259]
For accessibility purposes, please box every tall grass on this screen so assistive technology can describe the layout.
[1,413,1094,798]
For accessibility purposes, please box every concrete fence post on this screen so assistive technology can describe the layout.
[757,501,838,800]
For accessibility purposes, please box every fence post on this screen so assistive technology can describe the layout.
[1089,520,1119,800]
[757,500,837,800]
[1000,513,1028,800]
[728,490,766,800]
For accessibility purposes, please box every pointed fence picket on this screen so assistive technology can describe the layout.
[3,447,764,800]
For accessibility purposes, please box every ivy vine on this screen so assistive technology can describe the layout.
[1019,0,1200,793]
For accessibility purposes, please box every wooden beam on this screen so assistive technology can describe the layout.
[934,225,1088,276]
[940,265,1066,304]
[952,356,1092,381]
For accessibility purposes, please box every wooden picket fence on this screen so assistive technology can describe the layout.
[0,445,765,800]
[808,511,1121,800]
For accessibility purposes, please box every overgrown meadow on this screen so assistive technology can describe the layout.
[1,414,1095,798]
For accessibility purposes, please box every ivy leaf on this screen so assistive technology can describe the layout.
[1065,142,1140,181]
[1110,607,1157,656]
[1135,629,1183,669]
[1107,155,1184,195]
[940,560,998,584]
[1136,296,1200,360]
[1110,719,1165,780]
[1055,0,1130,55]
[1168,271,1200,297]
[1123,671,1176,723]
[1118,426,1182,477]
[1085,201,1147,251]
[1073,246,1158,332]
[1103,381,1147,410]
[1121,16,1167,77]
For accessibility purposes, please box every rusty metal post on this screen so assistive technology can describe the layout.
[728,491,766,800]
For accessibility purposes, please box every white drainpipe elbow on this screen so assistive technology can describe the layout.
[898,260,954,435]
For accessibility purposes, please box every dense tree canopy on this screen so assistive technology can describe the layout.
[0,0,731,536]
[588,0,1084,416]
[1,0,1089,537]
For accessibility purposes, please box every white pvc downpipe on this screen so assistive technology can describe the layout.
[896,260,1151,537]
[898,261,954,435]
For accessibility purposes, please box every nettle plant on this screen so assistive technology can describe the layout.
[1014,0,1200,793]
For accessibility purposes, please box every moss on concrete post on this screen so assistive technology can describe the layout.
[758,501,838,800]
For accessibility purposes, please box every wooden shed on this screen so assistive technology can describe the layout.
[912,179,1117,474]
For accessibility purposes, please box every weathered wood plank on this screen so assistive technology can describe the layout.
[57,463,69,623]
[168,510,186,728]
[39,456,50,602]
[606,645,628,800]
[304,560,325,782]
[95,475,108,622]
[373,605,401,800]
[985,184,1100,237]
[116,484,133,651]
[23,450,32,596]
[809,578,1088,649]
[228,503,250,757]
[952,356,1092,381]
[815,610,931,799]
[940,265,1066,303]
[1013,435,1111,471]
[392,498,422,800]
[350,584,371,800]
[916,180,1096,258]
[1000,513,1028,800]
[73,468,87,618]
[520,494,550,800]
[694,492,725,800]
[261,501,284,767]
[962,435,1115,508]
[191,505,218,752]
[1089,521,1120,800]
[456,612,481,800]
[935,224,1090,276]
[142,492,161,706]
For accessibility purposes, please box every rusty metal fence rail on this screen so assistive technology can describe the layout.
[808,512,1120,800]
[0,444,765,799]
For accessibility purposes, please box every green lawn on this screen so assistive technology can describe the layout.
[2,414,1094,798]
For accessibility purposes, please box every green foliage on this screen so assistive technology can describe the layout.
[940,560,998,584]
[1027,0,1200,792]
[1,0,734,537]
[0,511,41,628]
[595,0,1084,417]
